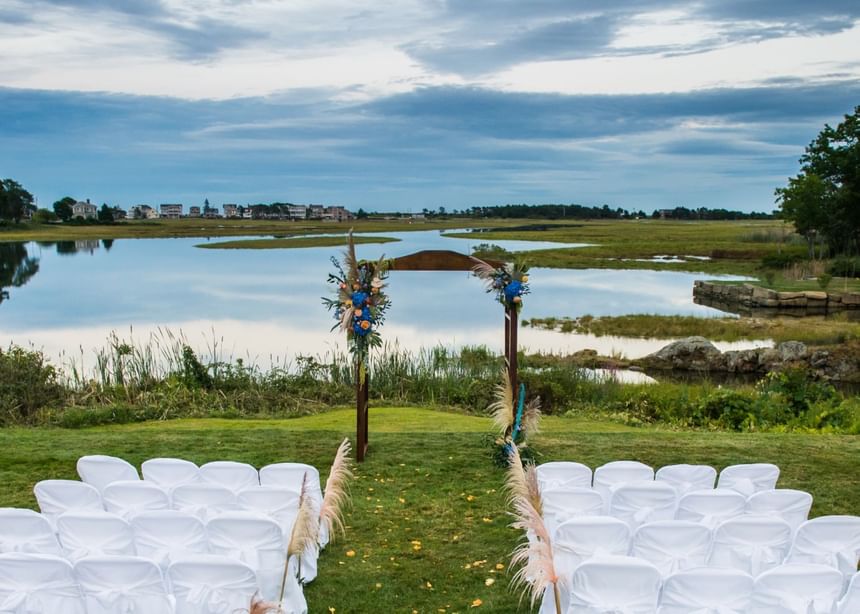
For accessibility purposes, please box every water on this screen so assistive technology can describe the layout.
[0,230,768,366]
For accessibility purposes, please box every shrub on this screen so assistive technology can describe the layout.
[0,346,64,423]
[696,388,758,431]
[760,252,803,268]
[829,257,860,278]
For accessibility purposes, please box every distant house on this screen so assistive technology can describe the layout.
[308,205,325,219]
[223,204,239,218]
[189,206,201,217]
[72,199,97,220]
[160,203,183,219]
[111,208,127,221]
[322,206,353,222]
[128,204,158,219]
[287,205,307,220]
[241,207,253,219]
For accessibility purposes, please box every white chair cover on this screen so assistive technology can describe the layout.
[33,479,103,530]
[0,508,62,556]
[237,486,300,537]
[168,555,259,614]
[631,520,711,577]
[593,461,654,512]
[658,567,753,613]
[541,487,604,538]
[171,484,238,522]
[74,555,173,614]
[205,511,287,600]
[746,489,813,533]
[752,563,843,614]
[102,481,170,520]
[676,488,746,530]
[568,555,662,613]
[538,516,630,614]
[655,464,716,496]
[130,510,209,571]
[0,553,86,614]
[709,514,792,577]
[837,572,860,614]
[717,463,779,497]
[56,510,136,562]
[141,458,200,491]
[198,461,259,493]
[77,455,140,494]
[536,461,593,491]
[787,515,860,586]
[609,481,678,531]
[259,463,323,506]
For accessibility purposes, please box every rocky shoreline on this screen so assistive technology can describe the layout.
[693,281,860,316]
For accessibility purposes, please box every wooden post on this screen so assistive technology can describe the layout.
[505,304,519,428]
[356,363,369,462]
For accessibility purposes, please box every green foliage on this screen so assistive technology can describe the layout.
[0,346,64,423]
[0,179,35,222]
[52,197,76,222]
[817,273,833,290]
[32,209,57,224]
[829,256,860,278]
[761,252,804,268]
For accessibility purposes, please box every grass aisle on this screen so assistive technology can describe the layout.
[1,407,858,613]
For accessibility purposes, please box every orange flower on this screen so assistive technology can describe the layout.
[354,309,363,317]
[360,320,371,330]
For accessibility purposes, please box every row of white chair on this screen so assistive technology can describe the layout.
[0,507,316,597]
[540,557,860,614]
[542,484,814,535]
[544,515,860,583]
[75,455,323,501]
[537,461,781,499]
[0,552,307,614]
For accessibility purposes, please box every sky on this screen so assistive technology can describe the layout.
[1,0,858,213]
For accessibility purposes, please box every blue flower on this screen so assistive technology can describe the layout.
[504,280,522,303]
[352,291,368,307]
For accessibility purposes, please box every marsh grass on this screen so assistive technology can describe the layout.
[195,236,401,250]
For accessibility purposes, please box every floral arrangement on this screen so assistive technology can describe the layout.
[486,370,541,468]
[322,232,391,368]
[472,258,530,312]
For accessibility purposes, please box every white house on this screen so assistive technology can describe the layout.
[159,203,183,218]
[72,199,97,220]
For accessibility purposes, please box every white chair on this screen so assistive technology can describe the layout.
[540,487,604,538]
[141,458,200,491]
[76,455,140,494]
[655,464,716,496]
[676,488,746,529]
[171,483,238,521]
[658,567,754,613]
[535,461,592,490]
[199,461,259,493]
[168,555,260,614]
[631,520,711,576]
[74,555,173,614]
[131,510,209,571]
[837,572,860,614]
[259,463,323,506]
[593,460,654,511]
[56,510,136,562]
[0,553,86,613]
[746,489,813,532]
[102,480,170,520]
[237,486,300,536]
[717,463,779,497]
[539,516,630,614]
[0,508,62,555]
[752,563,843,613]
[709,514,792,577]
[33,479,103,530]
[788,515,860,586]
[206,511,288,600]
[609,481,677,531]
[568,555,662,613]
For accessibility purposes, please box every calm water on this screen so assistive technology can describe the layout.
[0,230,768,367]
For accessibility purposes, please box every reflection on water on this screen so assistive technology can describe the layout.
[0,230,767,366]
[0,242,39,305]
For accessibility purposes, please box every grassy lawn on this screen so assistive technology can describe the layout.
[1,407,857,613]
[194,235,400,250]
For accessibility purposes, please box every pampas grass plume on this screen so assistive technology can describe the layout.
[320,438,354,541]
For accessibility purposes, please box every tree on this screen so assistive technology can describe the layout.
[777,105,860,255]
[356,208,368,219]
[0,179,35,222]
[32,209,57,224]
[0,242,39,304]
[97,204,114,223]
[52,196,76,222]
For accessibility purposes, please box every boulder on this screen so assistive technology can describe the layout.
[723,349,762,373]
[803,291,828,302]
[775,341,808,362]
[645,336,722,371]
[841,293,860,306]
[778,291,805,300]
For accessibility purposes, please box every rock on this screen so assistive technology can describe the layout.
[775,341,807,362]
[841,293,860,306]
[803,291,828,302]
[645,336,722,371]
[778,291,805,300]
[752,286,779,301]
[724,349,762,373]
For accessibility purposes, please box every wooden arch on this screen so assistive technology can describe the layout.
[354,250,516,462]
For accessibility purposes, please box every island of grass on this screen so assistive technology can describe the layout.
[195,235,401,250]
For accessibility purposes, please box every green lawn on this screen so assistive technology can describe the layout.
[2,407,857,613]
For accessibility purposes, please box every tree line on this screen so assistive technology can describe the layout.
[776,105,859,258]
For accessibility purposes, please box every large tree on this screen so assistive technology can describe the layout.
[777,106,860,256]
[0,179,35,222]
[52,196,76,222]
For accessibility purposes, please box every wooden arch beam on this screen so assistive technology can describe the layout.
[389,250,504,272]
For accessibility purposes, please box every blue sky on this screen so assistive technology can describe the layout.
[1,0,858,213]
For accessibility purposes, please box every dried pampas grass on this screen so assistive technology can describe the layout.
[248,596,279,614]
[489,369,514,435]
[287,474,320,559]
[320,438,353,542]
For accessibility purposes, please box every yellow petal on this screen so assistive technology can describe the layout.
[471,599,483,607]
